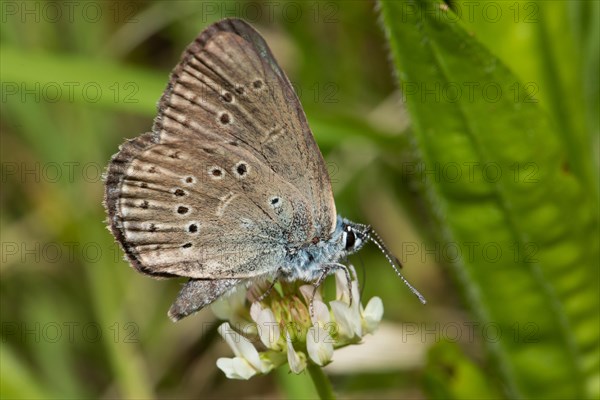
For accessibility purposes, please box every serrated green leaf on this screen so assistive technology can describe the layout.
[379,0,599,398]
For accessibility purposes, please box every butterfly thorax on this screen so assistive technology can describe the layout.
[280,216,369,282]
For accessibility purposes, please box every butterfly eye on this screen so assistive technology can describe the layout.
[344,228,356,250]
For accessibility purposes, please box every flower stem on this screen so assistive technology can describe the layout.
[307,364,335,400]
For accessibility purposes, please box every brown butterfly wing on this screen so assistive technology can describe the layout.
[104,19,337,318]
[154,18,336,240]
[104,131,308,278]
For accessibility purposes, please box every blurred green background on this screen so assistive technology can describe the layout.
[1,0,598,399]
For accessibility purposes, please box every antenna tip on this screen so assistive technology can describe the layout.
[413,290,427,305]
[394,256,404,269]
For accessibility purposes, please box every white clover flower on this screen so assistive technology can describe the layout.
[286,330,307,373]
[330,300,360,340]
[250,302,282,350]
[214,267,385,380]
[310,297,332,327]
[362,296,384,334]
[215,357,256,380]
[299,284,323,304]
[306,325,334,366]
[215,322,273,380]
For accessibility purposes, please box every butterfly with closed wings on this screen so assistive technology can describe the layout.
[103,18,425,322]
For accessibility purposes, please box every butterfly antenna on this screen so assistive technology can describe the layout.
[367,229,427,304]
[368,228,405,269]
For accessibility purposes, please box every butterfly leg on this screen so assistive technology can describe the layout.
[256,277,278,302]
[309,263,353,321]
[323,263,353,307]
[310,267,331,322]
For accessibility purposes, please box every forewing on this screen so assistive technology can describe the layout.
[154,18,336,240]
[104,18,336,281]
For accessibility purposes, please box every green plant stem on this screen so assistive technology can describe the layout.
[307,364,335,400]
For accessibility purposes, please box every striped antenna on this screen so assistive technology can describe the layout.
[367,230,427,305]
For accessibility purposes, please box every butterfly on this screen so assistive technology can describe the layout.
[104,18,425,322]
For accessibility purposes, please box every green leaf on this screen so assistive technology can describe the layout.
[452,0,598,193]
[379,0,599,398]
